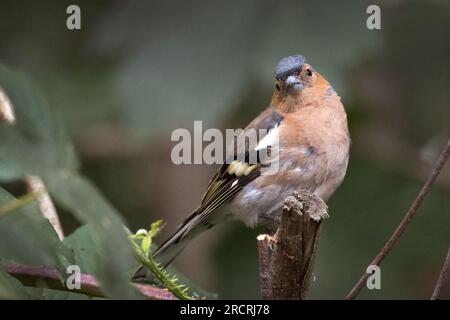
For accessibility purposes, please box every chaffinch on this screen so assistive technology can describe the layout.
[154,54,350,266]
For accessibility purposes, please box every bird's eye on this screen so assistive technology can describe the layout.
[306,68,313,77]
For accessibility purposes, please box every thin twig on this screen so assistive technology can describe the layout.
[130,238,193,300]
[346,138,450,299]
[431,247,450,300]
[3,262,177,300]
[0,190,43,218]
[25,175,64,240]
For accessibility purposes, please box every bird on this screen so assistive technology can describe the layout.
[153,54,350,267]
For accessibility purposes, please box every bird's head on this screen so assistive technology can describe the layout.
[272,54,334,111]
[274,54,319,94]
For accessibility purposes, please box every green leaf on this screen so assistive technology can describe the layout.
[65,224,141,282]
[141,235,151,256]
[41,289,91,300]
[50,174,144,299]
[136,220,163,255]
[148,220,163,239]
[0,65,143,299]
[0,263,30,299]
[63,225,96,275]
[0,65,79,181]
[0,187,74,271]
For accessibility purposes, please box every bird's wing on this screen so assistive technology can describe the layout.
[152,107,283,266]
[197,107,284,220]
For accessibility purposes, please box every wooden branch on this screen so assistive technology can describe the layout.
[257,234,273,299]
[431,247,450,300]
[346,138,450,299]
[25,176,64,240]
[257,190,328,300]
[3,262,177,300]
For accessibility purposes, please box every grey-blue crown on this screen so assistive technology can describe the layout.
[274,55,305,79]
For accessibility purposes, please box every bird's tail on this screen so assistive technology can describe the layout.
[153,208,214,268]
[133,208,227,281]
[133,208,215,281]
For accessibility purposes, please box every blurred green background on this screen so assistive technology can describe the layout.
[0,0,449,299]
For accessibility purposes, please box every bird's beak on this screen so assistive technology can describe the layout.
[285,75,304,91]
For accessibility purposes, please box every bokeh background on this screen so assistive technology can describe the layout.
[0,0,449,299]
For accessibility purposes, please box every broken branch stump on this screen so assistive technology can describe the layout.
[257,190,328,299]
